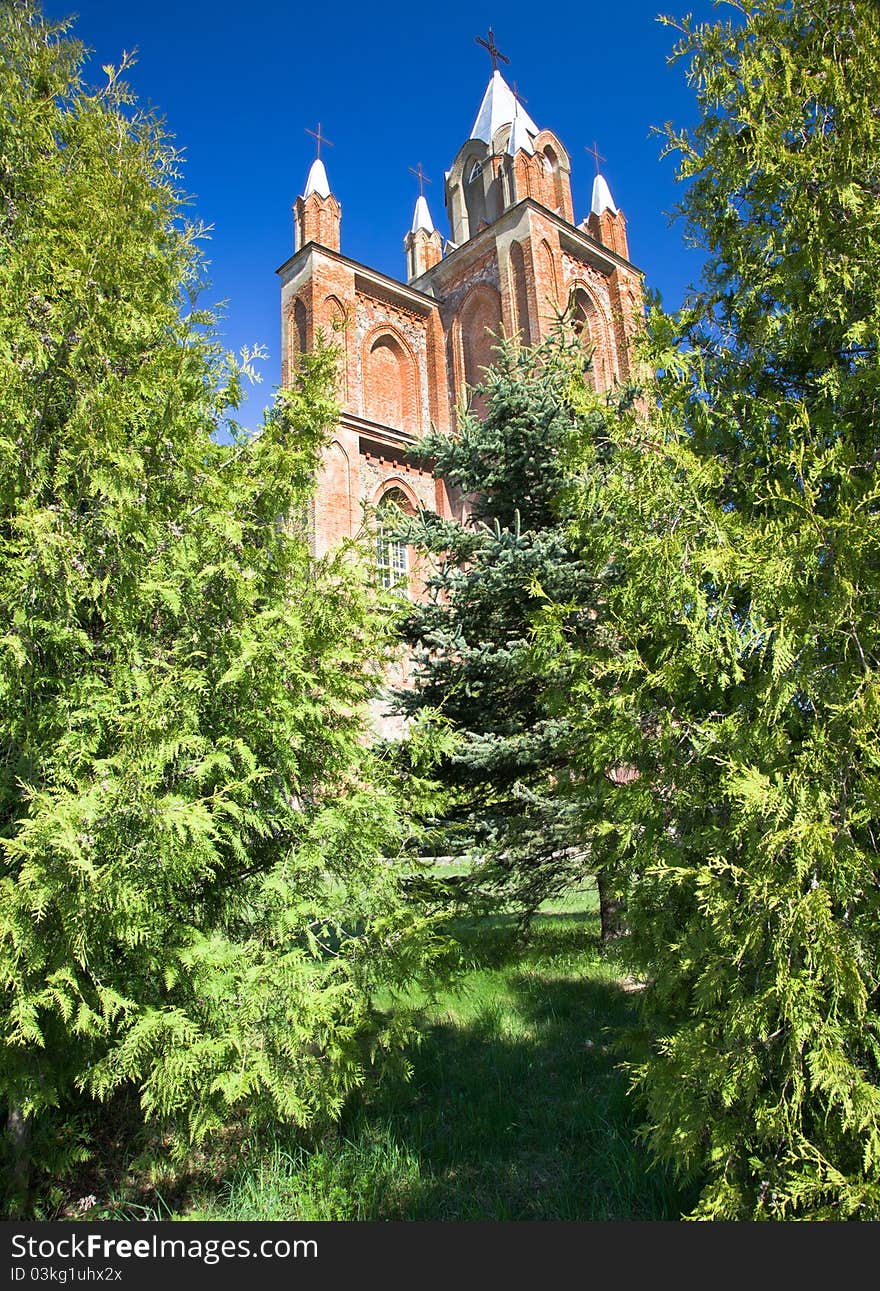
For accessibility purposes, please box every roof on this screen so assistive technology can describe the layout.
[411,194,436,233]
[303,157,331,199]
[470,70,539,145]
[507,105,535,156]
[591,172,618,216]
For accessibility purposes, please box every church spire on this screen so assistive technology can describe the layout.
[304,157,331,199]
[411,194,436,234]
[293,124,341,253]
[405,164,442,282]
[470,69,538,145]
[591,172,618,216]
[585,153,629,260]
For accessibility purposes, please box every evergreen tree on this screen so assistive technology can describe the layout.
[0,2,433,1213]
[396,332,617,924]
[550,0,880,1218]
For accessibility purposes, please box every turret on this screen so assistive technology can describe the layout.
[586,171,629,259]
[445,68,573,243]
[405,193,442,282]
[293,155,341,253]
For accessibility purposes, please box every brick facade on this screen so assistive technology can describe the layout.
[278,68,644,578]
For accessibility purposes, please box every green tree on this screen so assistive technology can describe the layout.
[395,331,625,927]
[0,2,433,1214]
[551,0,880,1218]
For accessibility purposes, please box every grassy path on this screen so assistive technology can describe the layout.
[184,886,696,1221]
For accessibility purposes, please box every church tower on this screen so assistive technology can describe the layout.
[277,37,645,572]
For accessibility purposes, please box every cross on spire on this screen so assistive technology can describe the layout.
[585,140,606,175]
[305,122,334,159]
[511,81,528,105]
[408,162,432,197]
[475,27,509,72]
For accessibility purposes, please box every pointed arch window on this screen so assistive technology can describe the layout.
[376,489,411,593]
[570,286,609,390]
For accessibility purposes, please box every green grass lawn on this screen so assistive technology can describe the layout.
[173,883,697,1221]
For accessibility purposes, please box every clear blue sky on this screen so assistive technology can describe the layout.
[44,0,723,430]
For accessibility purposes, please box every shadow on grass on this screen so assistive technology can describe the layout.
[332,969,697,1221]
[447,907,603,971]
[178,904,701,1221]
[125,899,700,1222]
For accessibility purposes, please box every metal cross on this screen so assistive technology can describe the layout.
[585,141,606,174]
[408,163,432,196]
[511,81,528,106]
[305,122,334,158]
[475,28,509,72]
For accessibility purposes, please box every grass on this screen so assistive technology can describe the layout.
[174,883,697,1221]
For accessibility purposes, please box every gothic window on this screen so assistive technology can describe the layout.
[464,155,488,236]
[376,489,410,593]
[570,287,609,390]
[541,146,565,214]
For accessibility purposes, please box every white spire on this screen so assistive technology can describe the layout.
[591,172,618,216]
[303,157,331,199]
[411,193,436,234]
[470,70,538,145]
[507,102,535,156]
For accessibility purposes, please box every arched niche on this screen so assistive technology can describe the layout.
[321,438,353,546]
[324,294,348,398]
[324,294,347,332]
[363,328,418,432]
[531,130,573,222]
[290,297,308,366]
[538,239,559,316]
[457,283,503,416]
[570,285,614,390]
[508,242,531,346]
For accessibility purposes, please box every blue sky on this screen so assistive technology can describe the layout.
[44,0,724,430]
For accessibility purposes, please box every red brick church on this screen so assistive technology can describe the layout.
[277,41,644,592]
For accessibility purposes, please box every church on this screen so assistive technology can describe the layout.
[276,37,644,594]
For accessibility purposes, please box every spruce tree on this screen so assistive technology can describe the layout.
[551,0,880,1218]
[396,332,614,923]
[0,2,433,1213]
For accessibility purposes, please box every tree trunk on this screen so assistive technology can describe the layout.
[597,871,626,941]
[7,1106,31,1218]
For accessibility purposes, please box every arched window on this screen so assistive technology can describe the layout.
[376,489,410,593]
[464,154,488,236]
[541,146,564,213]
[570,287,609,390]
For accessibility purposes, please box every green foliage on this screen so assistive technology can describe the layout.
[136,886,694,1222]
[394,332,603,919]
[548,0,880,1218]
[0,1,436,1213]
